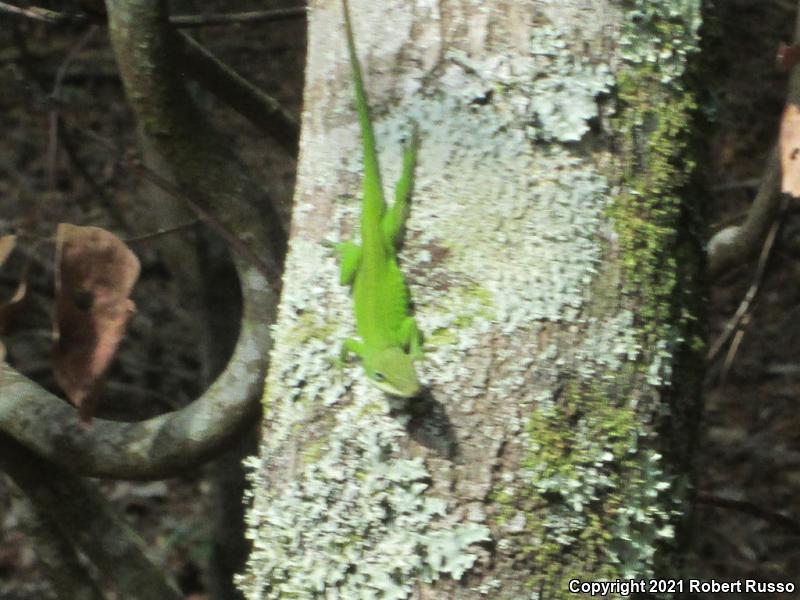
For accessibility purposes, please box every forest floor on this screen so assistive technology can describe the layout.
[693,1,800,597]
[0,1,305,598]
[1,0,800,598]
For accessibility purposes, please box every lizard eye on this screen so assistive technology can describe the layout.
[373,371,385,382]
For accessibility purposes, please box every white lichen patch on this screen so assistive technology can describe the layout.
[373,95,609,338]
[443,25,613,143]
[575,310,641,381]
[261,239,350,410]
[240,216,490,598]
[527,27,614,142]
[607,448,677,579]
[524,398,677,580]
[238,389,490,599]
[620,0,702,84]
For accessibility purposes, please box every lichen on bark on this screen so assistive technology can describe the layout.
[490,0,704,595]
[240,1,704,597]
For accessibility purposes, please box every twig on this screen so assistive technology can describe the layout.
[719,313,750,382]
[47,111,58,191]
[710,207,750,231]
[123,219,202,243]
[0,433,183,598]
[78,128,281,285]
[0,2,306,28]
[170,7,307,28]
[697,492,800,535]
[707,205,784,365]
[0,1,86,24]
[2,2,299,153]
[710,178,761,193]
[177,31,299,155]
[52,26,98,95]
[128,159,279,286]
[47,26,98,192]
[58,121,128,227]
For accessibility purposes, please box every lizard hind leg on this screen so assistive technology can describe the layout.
[382,125,419,248]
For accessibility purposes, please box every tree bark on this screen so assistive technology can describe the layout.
[240,1,704,598]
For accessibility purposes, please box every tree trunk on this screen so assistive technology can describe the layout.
[239,0,704,597]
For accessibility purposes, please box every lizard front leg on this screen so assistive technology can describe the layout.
[336,242,361,286]
[341,337,366,363]
[398,317,423,360]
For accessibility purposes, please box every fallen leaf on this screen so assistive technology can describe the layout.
[0,235,15,266]
[779,103,800,196]
[52,224,141,423]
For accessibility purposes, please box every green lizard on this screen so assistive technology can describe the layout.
[337,0,423,397]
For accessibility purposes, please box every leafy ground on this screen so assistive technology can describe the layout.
[1,0,800,598]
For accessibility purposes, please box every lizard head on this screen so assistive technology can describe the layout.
[365,347,421,398]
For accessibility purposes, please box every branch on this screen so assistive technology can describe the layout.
[697,492,800,535]
[2,1,300,155]
[707,207,784,366]
[0,0,287,480]
[170,7,306,28]
[0,325,264,479]
[0,1,87,24]
[707,6,800,278]
[0,2,306,28]
[177,30,300,156]
[129,158,281,284]
[706,147,782,279]
[10,494,105,600]
[0,434,182,598]
[105,0,289,252]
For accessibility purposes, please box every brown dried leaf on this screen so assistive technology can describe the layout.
[0,235,15,266]
[53,224,141,423]
[780,103,800,196]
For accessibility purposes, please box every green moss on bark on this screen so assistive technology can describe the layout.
[492,1,704,597]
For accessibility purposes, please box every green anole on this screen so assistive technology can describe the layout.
[337,0,423,397]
